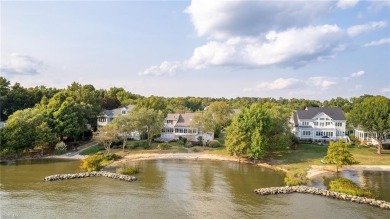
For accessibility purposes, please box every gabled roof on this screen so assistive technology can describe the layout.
[165,112,195,127]
[296,107,346,120]
[100,104,135,118]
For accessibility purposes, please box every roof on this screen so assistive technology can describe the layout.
[296,107,346,120]
[100,104,135,118]
[165,112,196,127]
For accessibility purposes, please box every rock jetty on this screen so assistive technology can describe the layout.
[254,186,390,210]
[44,171,137,182]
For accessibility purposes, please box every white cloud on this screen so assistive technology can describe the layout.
[243,25,344,67]
[337,0,359,9]
[364,38,390,47]
[308,77,337,90]
[347,21,387,36]
[185,0,332,39]
[244,76,337,92]
[0,53,43,75]
[139,61,183,76]
[187,41,236,69]
[350,70,365,78]
[382,88,390,93]
[253,78,302,90]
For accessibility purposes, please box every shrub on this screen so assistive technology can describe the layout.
[80,152,122,172]
[284,171,308,186]
[55,141,67,155]
[207,140,221,148]
[117,165,139,175]
[157,143,171,150]
[329,177,375,198]
[185,142,193,148]
[182,137,187,145]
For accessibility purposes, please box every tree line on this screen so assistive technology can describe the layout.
[0,76,389,157]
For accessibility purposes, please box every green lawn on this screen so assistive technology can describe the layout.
[269,143,390,172]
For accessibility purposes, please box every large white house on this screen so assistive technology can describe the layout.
[160,113,214,142]
[97,104,140,140]
[292,107,347,142]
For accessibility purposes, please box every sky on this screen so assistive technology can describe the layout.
[1,0,389,100]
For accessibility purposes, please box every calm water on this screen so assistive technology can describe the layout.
[0,159,388,218]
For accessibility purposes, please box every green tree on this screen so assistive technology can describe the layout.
[34,122,56,155]
[324,140,357,173]
[129,107,164,147]
[2,108,47,153]
[191,111,214,137]
[111,115,135,151]
[96,124,118,153]
[349,95,390,154]
[225,104,271,160]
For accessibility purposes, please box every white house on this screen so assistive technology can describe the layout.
[160,113,214,142]
[354,128,390,146]
[291,107,347,142]
[97,104,140,140]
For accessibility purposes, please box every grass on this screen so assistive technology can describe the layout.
[79,144,102,155]
[329,177,375,198]
[117,165,140,175]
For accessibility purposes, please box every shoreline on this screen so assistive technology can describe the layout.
[307,165,390,179]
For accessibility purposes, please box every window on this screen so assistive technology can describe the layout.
[320,118,324,120]
[184,129,188,133]
[121,110,126,115]
[335,122,343,127]
[314,122,318,126]
[320,123,324,127]
[326,122,330,126]
[302,131,311,136]
[301,121,309,126]
[167,120,173,124]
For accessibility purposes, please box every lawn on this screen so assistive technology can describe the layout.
[268,143,390,172]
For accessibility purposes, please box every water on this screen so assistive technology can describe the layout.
[1,159,388,218]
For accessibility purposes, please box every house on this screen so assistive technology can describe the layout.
[291,107,347,142]
[354,128,390,146]
[160,113,214,142]
[97,104,140,140]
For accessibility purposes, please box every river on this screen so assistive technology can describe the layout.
[0,159,388,218]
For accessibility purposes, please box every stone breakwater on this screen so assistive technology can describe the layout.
[44,171,137,182]
[254,186,390,210]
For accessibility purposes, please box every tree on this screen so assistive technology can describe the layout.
[2,108,47,153]
[225,104,271,160]
[349,96,390,154]
[129,107,164,147]
[111,115,135,151]
[191,111,214,137]
[34,122,56,155]
[206,101,233,137]
[324,140,357,173]
[96,124,118,153]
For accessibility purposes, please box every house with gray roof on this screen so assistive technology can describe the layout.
[97,104,140,139]
[291,107,347,142]
[160,113,214,142]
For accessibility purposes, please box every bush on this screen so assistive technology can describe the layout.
[284,171,308,186]
[329,177,375,198]
[182,137,187,145]
[117,165,139,175]
[157,143,171,150]
[80,152,122,172]
[185,142,193,148]
[55,141,67,155]
[207,140,221,148]
[191,147,204,152]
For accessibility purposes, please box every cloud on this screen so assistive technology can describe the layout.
[185,1,332,39]
[364,38,390,47]
[350,70,365,78]
[382,88,390,93]
[139,61,184,76]
[244,76,337,92]
[0,53,43,75]
[337,0,359,9]
[140,1,387,76]
[347,21,387,36]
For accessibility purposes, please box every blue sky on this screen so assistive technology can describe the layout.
[1,0,389,100]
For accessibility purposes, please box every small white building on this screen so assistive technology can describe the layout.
[160,113,214,142]
[354,128,390,146]
[97,104,140,140]
[292,107,347,142]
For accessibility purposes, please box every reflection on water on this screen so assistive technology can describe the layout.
[1,159,389,218]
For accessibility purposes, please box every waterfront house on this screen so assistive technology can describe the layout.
[97,104,140,140]
[291,107,347,142]
[160,112,214,142]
